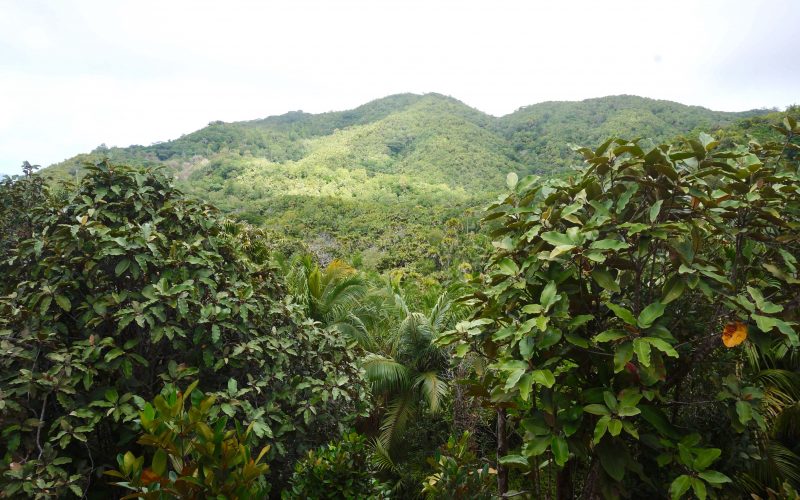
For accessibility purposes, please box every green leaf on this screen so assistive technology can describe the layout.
[603,391,618,412]
[637,301,665,329]
[590,239,630,251]
[541,231,574,247]
[594,329,627,343]
[152,448,167,476]
[115,258,131,276]
[55,295,72,312]
[596,439,626,481]
[606,303,636,326]
[670,475,692,500]
[661,276,685,305]
[691,477,707,500]
[104,348,125,363]
[531,369,555,388]
[747,286,783,314]
[593,416,609,443]
[735,401,752,424]
[584,404,611,416]
[693,448,721,471]
[697,470,731,484]
[498,454,528,467]
[607,419,622,436]
[551,435,569,466]
[643,337,679,358]
[497,258,519,276]
[649,199,664,223]
[633,338,652,367]
[614,342,633,373]
[540,281,558,310]
[592,268,621,293]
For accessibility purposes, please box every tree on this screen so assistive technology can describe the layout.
[0,162,367,496]
[439,116,799,497]
[362,284,465,448]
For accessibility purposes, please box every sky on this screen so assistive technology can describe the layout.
[1,0,798,176]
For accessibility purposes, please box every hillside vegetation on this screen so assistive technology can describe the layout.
[45,94,773,276]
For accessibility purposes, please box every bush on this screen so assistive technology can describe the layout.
[422,432,495,499]
[283,432,389,499]
[0,162,368,495]
[439,117,800,498]
[107,381,270,498]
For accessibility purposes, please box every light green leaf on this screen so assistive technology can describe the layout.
[649,199,664,223]
[670,475,692,500]
[594,329,627,343]
[540,281,559,310]
[614,342,633,373]
[606,303,636,326]
[697,470,731,484]
[531,369,555,388]
[633,338,652,367]
[590,239,630,251]
[55,295,72,312]
[584,404,611,416]
[637,301,665,329]
[607,419,622,436]
[691,477,707,500]
[643,337,679,358]
[497,258,519,276]
[551,435,569,466]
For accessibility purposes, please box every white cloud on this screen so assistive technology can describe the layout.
[1,0,797,175]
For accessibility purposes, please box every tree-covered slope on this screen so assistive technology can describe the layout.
[496,95,766,171]
[43,93,775,275]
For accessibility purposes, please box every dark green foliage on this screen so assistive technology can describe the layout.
[0,162,367,495]
[283,432,389,499]
[0,161,48,260]
[439,115,799,497]
[499,95,766,172]
[422,432,495,500]
[107,381,270,499]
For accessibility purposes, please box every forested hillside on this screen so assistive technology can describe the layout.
[44,94,772,278]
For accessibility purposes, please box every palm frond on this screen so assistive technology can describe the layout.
[379,390,416,447]
[370,437,400,473]
[414,371,449,414]
[362,354,410,393]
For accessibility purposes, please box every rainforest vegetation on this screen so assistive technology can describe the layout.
[1,94,799,499]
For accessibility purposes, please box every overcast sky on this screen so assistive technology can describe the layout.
[1,0,797,176]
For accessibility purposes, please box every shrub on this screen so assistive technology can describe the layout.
[0,162,368,495]
[422,432,494,499]
[107,381,270,498]
[283,432,389,499]
[439,117,800,497]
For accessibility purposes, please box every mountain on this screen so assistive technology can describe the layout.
[44,93,774,274]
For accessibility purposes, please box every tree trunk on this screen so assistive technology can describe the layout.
[497,407,508,496]
[581,460,601,500]
[556,464,573,500]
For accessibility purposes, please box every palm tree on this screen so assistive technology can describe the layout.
[284,255,370,338]
[360,283,466,449]
[739,339,800,495]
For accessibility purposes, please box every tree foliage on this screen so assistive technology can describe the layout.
[439,116,799,497]
[0,162,367,495]
[107,381,271,499]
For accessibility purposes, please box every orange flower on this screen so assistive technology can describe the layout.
[722,322,747,348]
